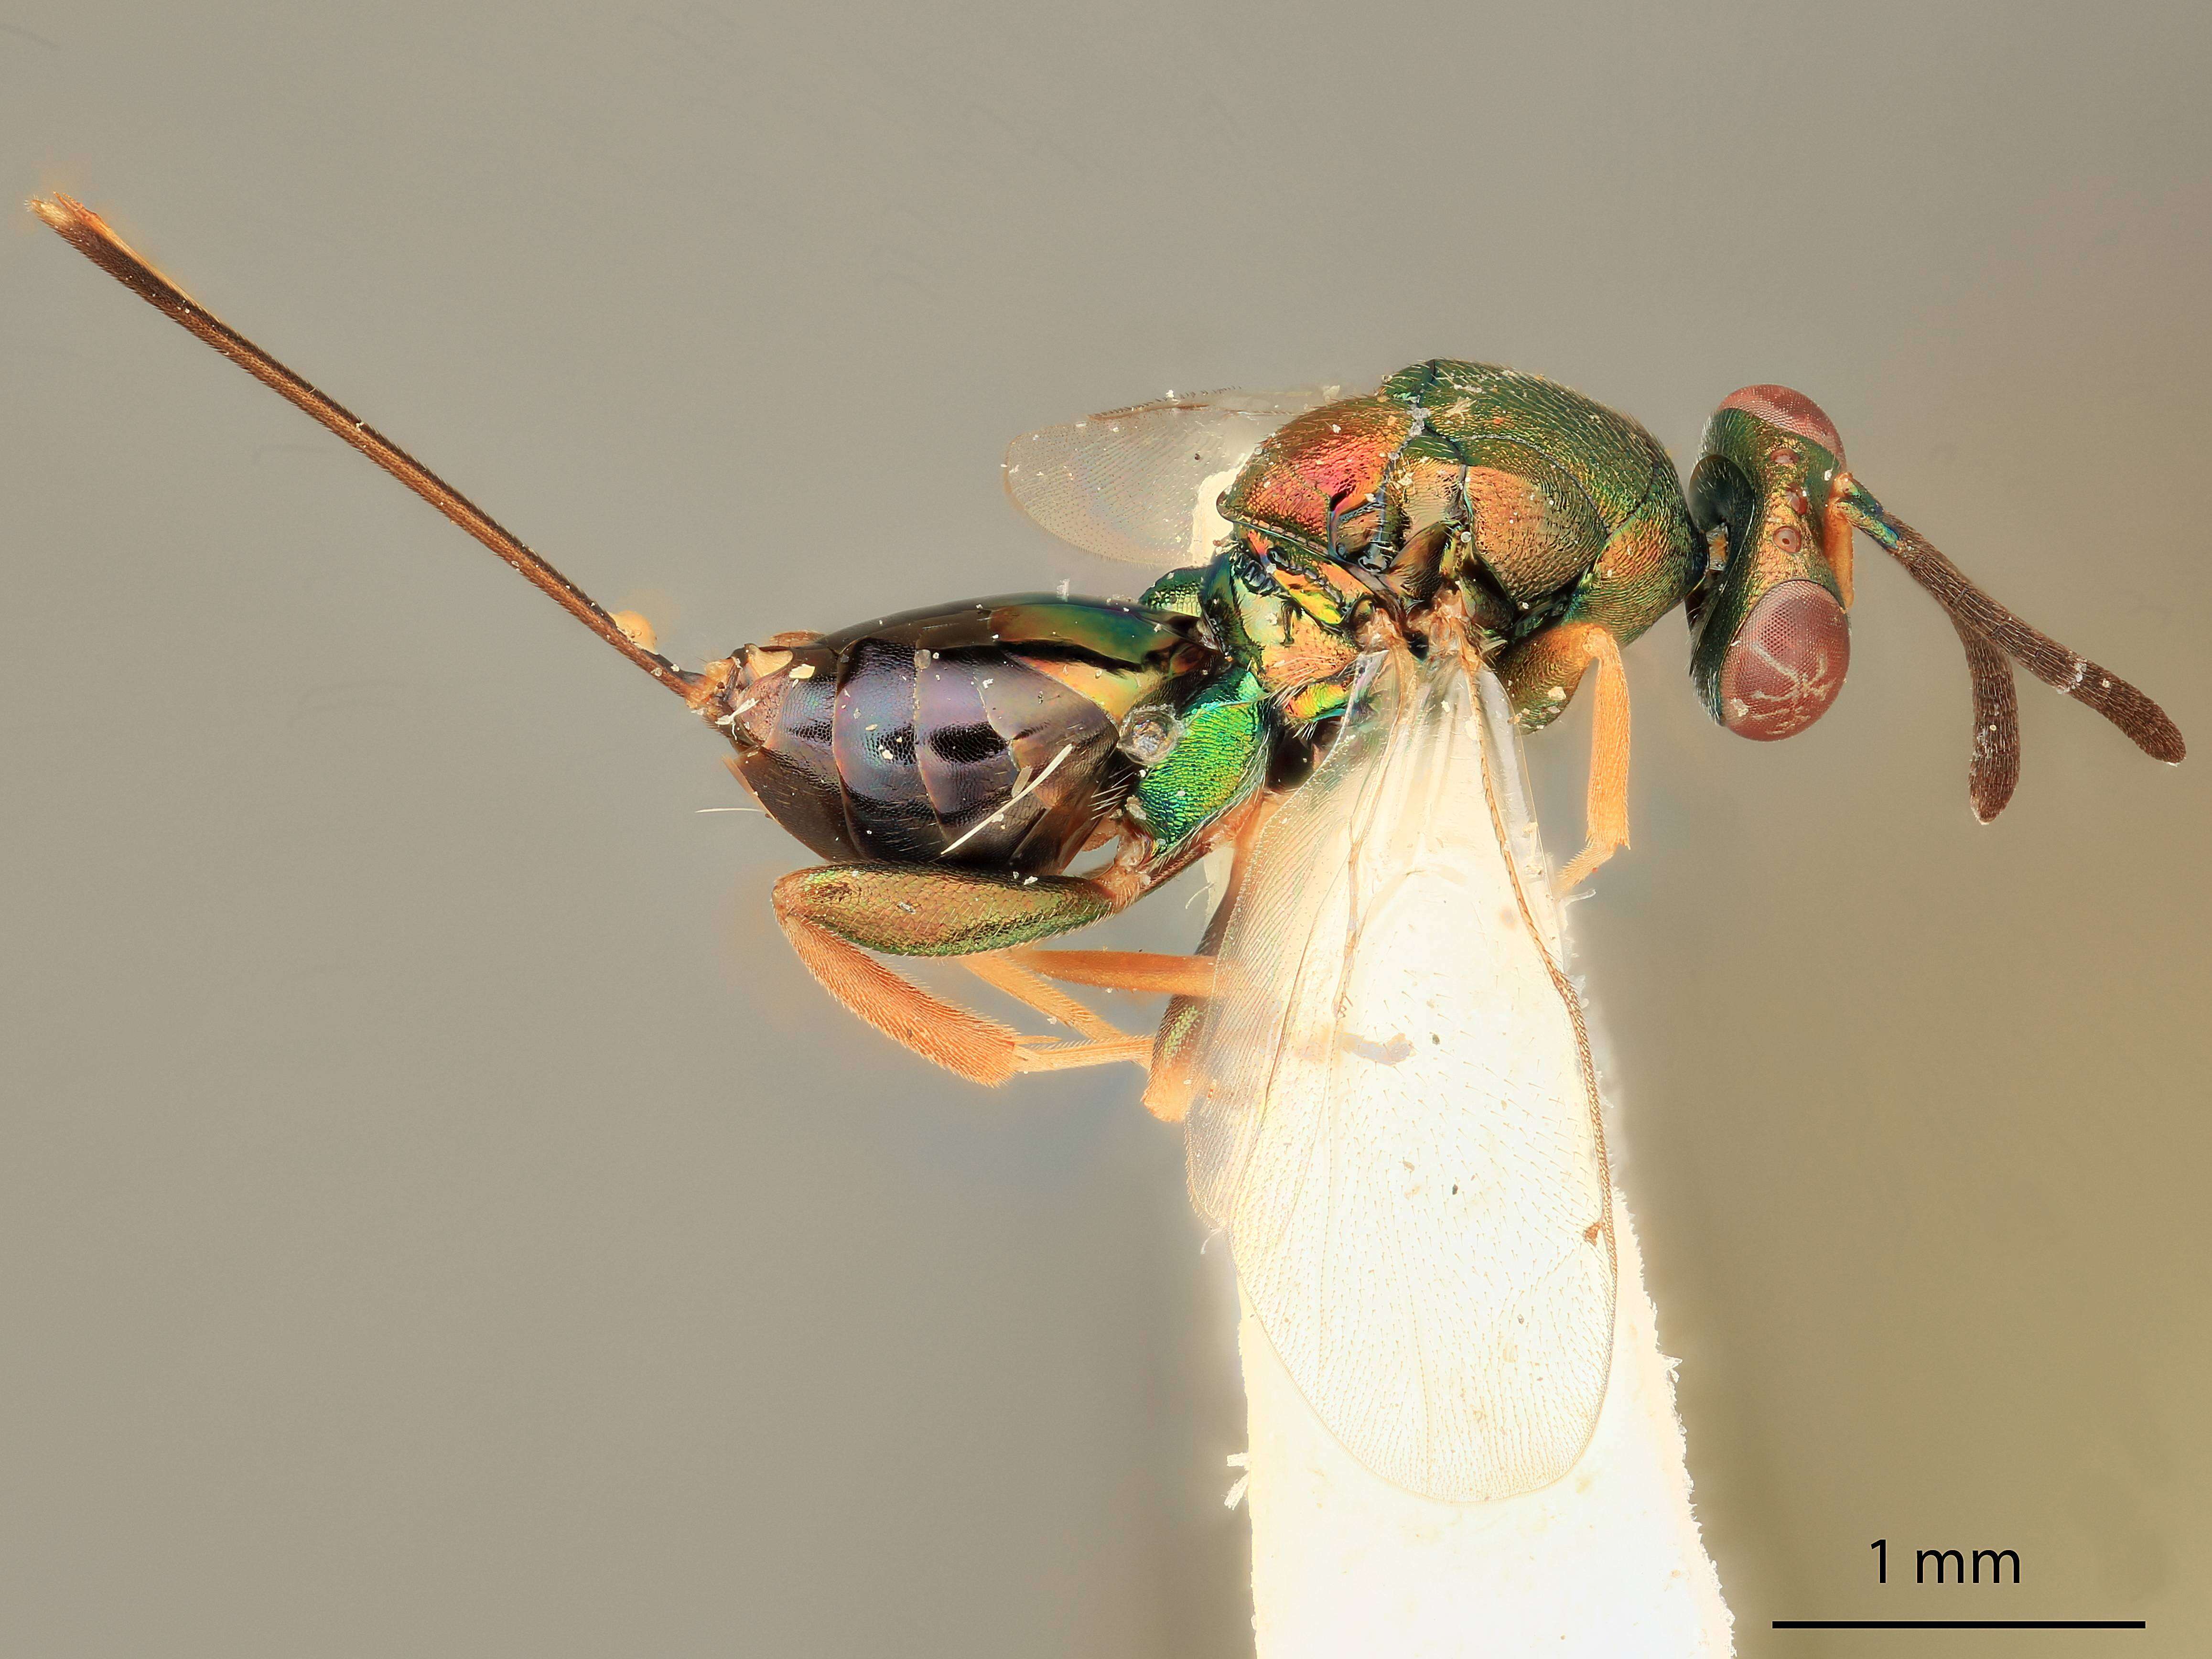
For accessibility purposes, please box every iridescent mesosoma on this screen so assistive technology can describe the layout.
[32,196,2184,1110]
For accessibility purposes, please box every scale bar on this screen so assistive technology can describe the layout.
[1775,1621,2145,1631]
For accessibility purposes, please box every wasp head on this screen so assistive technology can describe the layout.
[1685,386,1854,741]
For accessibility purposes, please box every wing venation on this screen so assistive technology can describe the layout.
[1184,647,1616,1500]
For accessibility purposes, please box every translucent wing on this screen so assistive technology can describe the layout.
[1002,385,1343,569]
[1184,647,1616,1501]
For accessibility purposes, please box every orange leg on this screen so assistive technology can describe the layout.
[993,949,1220,1076]
[777,906,1028,1086]
[993,948,1225,1098]
[772,862,1124,1085]
[772,864,1223,1084]
[1006,948,1218,999]
[1498,621,1632,892]
[777,911,1177,1082]
[1557,626,1631,891]
[968,952,1155,1073]
[965,950,1124,1041]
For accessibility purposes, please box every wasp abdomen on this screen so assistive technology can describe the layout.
[724,597,1219,874]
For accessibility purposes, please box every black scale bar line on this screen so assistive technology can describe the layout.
[1774,1620,2146,1631]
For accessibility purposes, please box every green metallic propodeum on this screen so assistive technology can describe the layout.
[1130,668,1270,852]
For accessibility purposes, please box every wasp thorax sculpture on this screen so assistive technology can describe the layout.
[34,196,2185,1104]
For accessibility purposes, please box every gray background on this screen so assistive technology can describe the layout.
[4,3,2206,1655]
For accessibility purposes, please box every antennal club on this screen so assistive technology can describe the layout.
[1836,475,2183,818]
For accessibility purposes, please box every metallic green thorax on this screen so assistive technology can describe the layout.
[1378,361,1673,532]
[1376,362,1700,654]
[1215,360,1700,732]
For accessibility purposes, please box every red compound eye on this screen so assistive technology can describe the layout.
[1718,385,1845,462]
[1719,580,1850,740]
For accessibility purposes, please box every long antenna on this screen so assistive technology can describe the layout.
[28,194,709,709]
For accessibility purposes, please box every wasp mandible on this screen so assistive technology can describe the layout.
[32,197,2184,1106]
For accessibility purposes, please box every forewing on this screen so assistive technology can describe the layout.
[1002,386,1343,569]
[1184,649,1616,1501]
